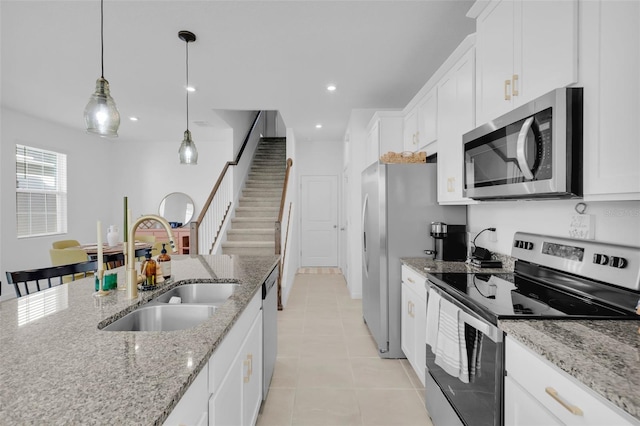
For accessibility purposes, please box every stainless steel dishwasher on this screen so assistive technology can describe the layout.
[262,265,279,401]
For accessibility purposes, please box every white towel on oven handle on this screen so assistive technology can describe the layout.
[434,297,469,384]
[425,288,441,354]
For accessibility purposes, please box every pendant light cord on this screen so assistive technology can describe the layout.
[100,0,104,78]
[185,39,190,132]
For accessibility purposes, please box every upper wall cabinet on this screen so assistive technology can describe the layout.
[437,45,477,205]
[471,0,578,125]
[366,112,403,168]
[403,88,438,154]
[580,0,640,201]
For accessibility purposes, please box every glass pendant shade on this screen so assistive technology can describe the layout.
[84,77,120,137]
[178,130,198,165]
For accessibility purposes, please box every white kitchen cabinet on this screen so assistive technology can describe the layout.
[400,266,426,386]
[164,363,209,426]
[366,112,403,168]
[403,88,438,154]
[579,0,640,201]
[209,292,262,426]
[505,336,638,426]
[436,45,476,205]
[472,0,578,125]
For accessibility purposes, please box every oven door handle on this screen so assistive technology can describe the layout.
[427,281,500,343]
[516,116,536,180]
[459,310,499,343]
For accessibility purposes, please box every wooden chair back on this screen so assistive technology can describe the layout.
[6,260,97,298]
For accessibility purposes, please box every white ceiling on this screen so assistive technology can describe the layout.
[1,0,475,145]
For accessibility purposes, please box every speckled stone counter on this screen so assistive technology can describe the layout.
[0,254,279,425]
[401,255,513,277]
[500,320,640,422]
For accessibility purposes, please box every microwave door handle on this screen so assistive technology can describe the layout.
[516,117,535,180]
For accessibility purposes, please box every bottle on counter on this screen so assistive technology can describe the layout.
[141,248,157,286]
[157,243,172,279]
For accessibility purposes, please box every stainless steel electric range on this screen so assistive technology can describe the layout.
[424,232,640,426]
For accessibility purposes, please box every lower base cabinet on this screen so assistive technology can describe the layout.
[164,292,263,426]
[505,336,637,426]
[209,293,263,426]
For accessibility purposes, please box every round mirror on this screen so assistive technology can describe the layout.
[158,192,195,228]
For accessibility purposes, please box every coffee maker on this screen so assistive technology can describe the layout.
[428,222,467,261]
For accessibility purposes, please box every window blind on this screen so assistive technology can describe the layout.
[16,144,68,238]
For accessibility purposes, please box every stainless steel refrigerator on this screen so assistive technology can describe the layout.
[361,162,466,358]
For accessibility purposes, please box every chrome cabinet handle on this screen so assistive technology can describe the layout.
[504,79,511,100]
[407,277,415,284]
[516,116,535,180]
[545,387,583,416]
[512,74,519,96]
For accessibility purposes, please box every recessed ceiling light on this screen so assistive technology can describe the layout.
[327,84,337,92]
[315,124,323,129]
[186,86,196,92]
[129,117,139,121]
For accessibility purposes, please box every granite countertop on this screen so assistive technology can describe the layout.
[401,256,514,277]
[0,254,280,425]
[501,320,640,422]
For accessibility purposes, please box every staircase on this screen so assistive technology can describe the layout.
[221,137,286,256]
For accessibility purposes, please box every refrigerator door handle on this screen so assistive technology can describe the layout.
[362,193,369,278]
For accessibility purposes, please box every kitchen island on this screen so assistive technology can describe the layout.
[0,254,279,425]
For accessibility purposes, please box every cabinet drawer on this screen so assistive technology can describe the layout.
[505,337,635,426]
[401,265,426,300]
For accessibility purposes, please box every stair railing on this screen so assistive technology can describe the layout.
[190,111,263,255]
[275,157,293,309]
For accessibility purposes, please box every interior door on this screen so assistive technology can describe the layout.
[300,175,338,266]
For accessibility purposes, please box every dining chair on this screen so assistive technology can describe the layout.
[6,260,97,298]
[51,239,81,249]
[134,234,156,243]
[103,247,149,269]
[49,248,92,282]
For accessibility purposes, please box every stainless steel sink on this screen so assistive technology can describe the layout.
[153,283,238,304]
[101,304,216,332]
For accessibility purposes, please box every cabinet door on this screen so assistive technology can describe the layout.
[366,121,380,167]
[403,108,418,152]
[417,88,438,151]
[400,282,415,366]
[413,292,426,387]
[517,0,577,107]
[241,311,263,426]
[209,359,242,426]
[437,48,476,204]
[581,0,640,200]
[475,0,515,125]
[505,376,563,426]
[163,365,209,426]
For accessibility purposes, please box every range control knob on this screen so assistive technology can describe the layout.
[525,242,534,250]
[593,254,609,265]
[609,256,627,269]
[514,240,522,248]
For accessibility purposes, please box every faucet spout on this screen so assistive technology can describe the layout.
[126,214,178,299]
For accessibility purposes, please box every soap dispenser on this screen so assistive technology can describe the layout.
[157,243,172,279]
[141,248,157,286]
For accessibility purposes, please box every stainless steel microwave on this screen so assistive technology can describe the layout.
[463,88,583,200]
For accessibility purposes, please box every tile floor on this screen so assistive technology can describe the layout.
[256,270,433,426]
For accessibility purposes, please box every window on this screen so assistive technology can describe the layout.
[16,144,67,238]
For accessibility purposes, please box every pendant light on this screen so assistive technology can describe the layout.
[178,31,198,165]
[84,0,120,137]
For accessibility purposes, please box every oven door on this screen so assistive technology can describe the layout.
[425,282,503,426]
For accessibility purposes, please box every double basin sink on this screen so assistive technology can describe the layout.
[101,283,238,332]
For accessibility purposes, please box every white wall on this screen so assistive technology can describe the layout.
[468,200,640,255]
[1,108,115,299]
[342,109,378,298]
[0,107,256,300]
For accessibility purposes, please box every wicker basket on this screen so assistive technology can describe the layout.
[379,151,427,164]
